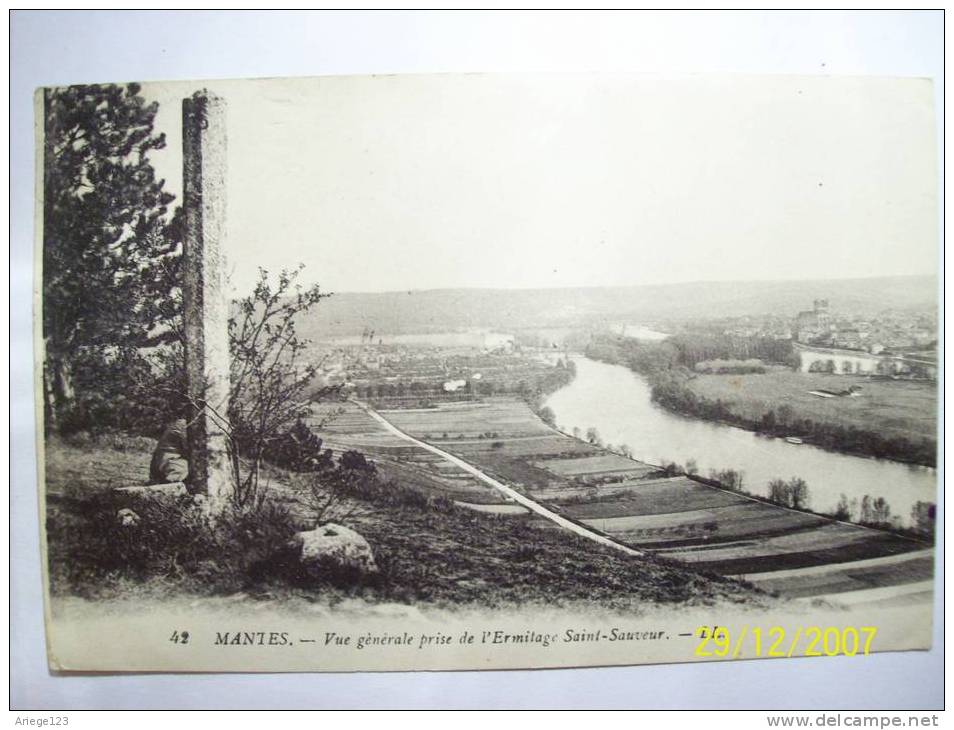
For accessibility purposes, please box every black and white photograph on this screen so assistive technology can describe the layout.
[33,68,939,674]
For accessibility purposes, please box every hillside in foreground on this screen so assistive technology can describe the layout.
[43,433,771,613]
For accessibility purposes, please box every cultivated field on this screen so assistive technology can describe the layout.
[687,368,937,442]
[562,478,748,516]
[308,400,507,504]
[748,551,935,600]
[533,453,655,477]
[662,524,918,577]
[380,400,554,439]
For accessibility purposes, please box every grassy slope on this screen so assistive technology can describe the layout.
[686,369,937,443]
[43,434,770,612]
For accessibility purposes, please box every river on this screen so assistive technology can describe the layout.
[545,356,937,526]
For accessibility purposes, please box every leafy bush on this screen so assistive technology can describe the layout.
[262,419,334,473]
[536,405,557,427]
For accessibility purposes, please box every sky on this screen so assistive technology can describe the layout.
[144,73,938,296]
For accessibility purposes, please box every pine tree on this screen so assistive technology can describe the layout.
[42,83,178,431]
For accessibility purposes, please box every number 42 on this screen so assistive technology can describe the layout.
[169,630,190,645]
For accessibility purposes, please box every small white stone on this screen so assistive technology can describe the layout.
[117,508,140,527]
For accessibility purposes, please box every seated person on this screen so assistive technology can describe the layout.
[149,418,190,484]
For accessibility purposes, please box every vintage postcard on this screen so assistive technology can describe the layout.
[36,73,938,672]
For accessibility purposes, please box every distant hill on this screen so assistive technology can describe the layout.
[296,275,938,339]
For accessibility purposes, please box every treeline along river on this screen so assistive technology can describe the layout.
[545,356,937,527]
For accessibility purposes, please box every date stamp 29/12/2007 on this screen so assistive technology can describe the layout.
[694,626,878,659]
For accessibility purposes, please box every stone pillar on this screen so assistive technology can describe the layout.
[182,90,232,509]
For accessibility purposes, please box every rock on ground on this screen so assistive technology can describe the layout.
[291,523,378,578]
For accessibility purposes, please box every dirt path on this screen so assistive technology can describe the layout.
[356,401,644,557]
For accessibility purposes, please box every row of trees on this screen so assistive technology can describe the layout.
[569,426,637,459]
[668,332,798,370]
[809,358,935,380]
[585,331,797,377]
[833,493,890,525]
[694,359,767,375]
[833,493,936,541]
